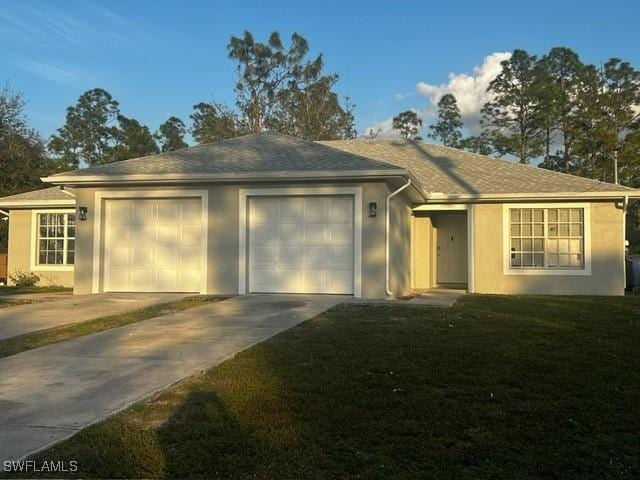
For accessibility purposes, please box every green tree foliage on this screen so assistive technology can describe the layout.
[428,94,463,147]
[481,49,544,163]
[112,115,159,161]
[459,134,493,155]
[392,110,422,139]
[155,116,188,152]
[49,88,120,167]
[190,102,244,144]
[0,84,59,252]
[227,31,355,139]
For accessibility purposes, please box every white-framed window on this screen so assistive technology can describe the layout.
[503,203,591,276]
[35,212,75,266]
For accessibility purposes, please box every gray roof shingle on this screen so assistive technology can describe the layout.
[47,132,401,179]
[320,139,636,195]
[0,186,74,205]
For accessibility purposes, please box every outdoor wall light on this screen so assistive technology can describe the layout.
[78,207,88,221]
[368,202,377,217]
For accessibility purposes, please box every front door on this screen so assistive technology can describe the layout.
[436,213,468,285]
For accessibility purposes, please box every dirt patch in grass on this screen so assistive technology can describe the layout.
[0,295,228,359]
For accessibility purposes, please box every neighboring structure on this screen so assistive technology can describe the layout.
[0,132,637,296]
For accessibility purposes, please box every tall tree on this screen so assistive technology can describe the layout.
[535,47,584,171]
[49,88,120,167]
[227,31,354,139]
[459,134,493,155]
[481,49,544,163]
[0,84,58,252]
[428,94,463,147]
[392,110,422,139]
[155,116,188,152]
[112,115,159,161]
[190,102,243,144]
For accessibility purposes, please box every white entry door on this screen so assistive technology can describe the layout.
[249,196,354,294]
[436,213,468,284]
[104,198,203,292]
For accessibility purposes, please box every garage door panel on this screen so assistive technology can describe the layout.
[104,198,202,292]
[249,196,354,294]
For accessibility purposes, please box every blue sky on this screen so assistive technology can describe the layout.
[2,0,639,141]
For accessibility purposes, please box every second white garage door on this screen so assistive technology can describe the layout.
[249,196,354,294]
[104,198,203,292]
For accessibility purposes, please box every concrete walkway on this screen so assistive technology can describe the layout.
[0,293,189,340]
[345,288,465,308]
[0,294,344,462]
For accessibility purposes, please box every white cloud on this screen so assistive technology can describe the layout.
[362,52,512,139]
[11,57,85,87]
[416,52,512,133]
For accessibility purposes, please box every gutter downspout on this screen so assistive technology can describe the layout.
[0,209,9,217]
[623,195,629,290]
[385,178,412,297]
[60,186,76,198]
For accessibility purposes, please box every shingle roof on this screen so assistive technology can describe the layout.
[47,132,401,179]
[319,139,636,195]
[0,186,74,206]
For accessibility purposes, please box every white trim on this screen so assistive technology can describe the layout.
[420,191,640,202]
[30,209,76,272]
[92,189,209,294]
[0,199,75,208]
[467,204,475,293]
[43,169,407,184]
[238,186,363,297]
[413,204,469,212]
[502,203,592,276]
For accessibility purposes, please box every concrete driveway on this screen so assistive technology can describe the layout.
[0,293,189,340]
[0,294,344,462]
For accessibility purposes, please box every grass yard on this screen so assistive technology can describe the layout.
[0,295,226,359]
[0,286,72,295]
[5,295,640,479]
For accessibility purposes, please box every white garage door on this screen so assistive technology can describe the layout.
[104,198,203,292]
[249,196,354,294]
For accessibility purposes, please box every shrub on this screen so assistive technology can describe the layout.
[9,270,40,288]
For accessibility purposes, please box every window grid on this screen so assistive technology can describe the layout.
[509,208,584,270]
[37,213,75,265]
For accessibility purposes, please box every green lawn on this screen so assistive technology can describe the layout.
[7,295,640,479]
[0,295,226,359]
[0,286,72,295]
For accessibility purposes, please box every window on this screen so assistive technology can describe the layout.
[37,213,75,265]
[508,207,585,271]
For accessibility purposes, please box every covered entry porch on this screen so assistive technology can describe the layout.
[411,204,474,292]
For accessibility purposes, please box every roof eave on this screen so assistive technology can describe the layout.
[0,199,76,209]
[41,169,414,185]
[414,191,640,206]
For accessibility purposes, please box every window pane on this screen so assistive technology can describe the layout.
[570,254,582,267]
[533,224,543,236]
[511,224,520,236]
[549,224,558,237]
[570,209,582,222]
[534,239,544,250]
[534,253,544,267]
[532,210,542,222]
[558,254,570,267]
[511,239,521,251]
[67,251,75,265]
[39,251,47,264]
[570,223,582,236]
[559,239,569,253]
[548,209,557,222]
[559,209,569,222]
[569,239,581,253]
[522,209,532,222]
[522,239,532,251]
[522,253,533,266]
[522,224,532,236]
[511,254,521,267]
[510,209,520,222]
[559,224,570,236]
[548,254,558,267]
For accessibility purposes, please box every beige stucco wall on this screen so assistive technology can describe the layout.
[6,209,74,287]
[73,181,411,298]
[473,201,625,295]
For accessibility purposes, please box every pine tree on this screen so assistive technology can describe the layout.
[428,94,463,147]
